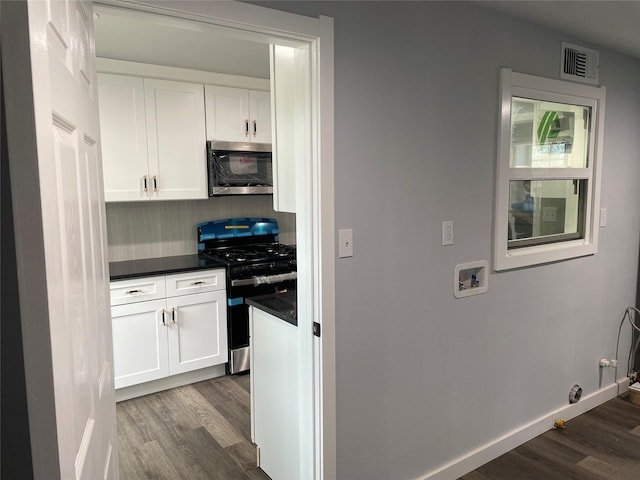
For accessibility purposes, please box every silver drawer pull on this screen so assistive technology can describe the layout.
[190,281,206,286]
[125,289,142,294]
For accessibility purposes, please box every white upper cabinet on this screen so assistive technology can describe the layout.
[144,78,208,200]
[97,74,207,201]
[270,44,309,213]
[98,73,149,202]
[205,85,271,144]
[249,89,272,144]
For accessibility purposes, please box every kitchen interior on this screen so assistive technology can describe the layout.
[95,4,301,479]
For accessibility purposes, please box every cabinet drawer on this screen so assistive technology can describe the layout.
[165,269,226,297]
[110,276,166,306]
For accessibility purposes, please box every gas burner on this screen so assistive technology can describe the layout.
[200,244,295,266]
[254,244,295,257]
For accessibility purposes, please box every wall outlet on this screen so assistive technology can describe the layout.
[338,229,353,258]
[542,206,558,222]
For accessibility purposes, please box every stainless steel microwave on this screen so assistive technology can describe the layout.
[207,140,273,195]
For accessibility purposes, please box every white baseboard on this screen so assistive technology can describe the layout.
[419,380,628,480]
[115,364,226,402]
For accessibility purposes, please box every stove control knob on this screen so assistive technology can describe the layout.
[270,262,277,270]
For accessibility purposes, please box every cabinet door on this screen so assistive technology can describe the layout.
[205,85,250,143]
[97,73,149,202]
[166,290,228,375]
[144,79,207,200]
[111,299,169,389]
[249,90,272,144]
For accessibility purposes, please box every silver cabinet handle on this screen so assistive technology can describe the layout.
[190,281,205,286]
[245,119,249,137]
[171,307,177,325]
[161,308,166,326]
[125,289,142,294]
[153,175,158,192]
[253,120,257,137]
[143,175,148,192]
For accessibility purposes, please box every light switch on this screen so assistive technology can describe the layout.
[600,208,607,227]
[338,229,353,258]
[442,221,453,246]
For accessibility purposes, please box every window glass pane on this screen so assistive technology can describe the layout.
[508,179,586,248]
[510,98,591,168]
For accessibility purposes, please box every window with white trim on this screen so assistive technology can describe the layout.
[494,69,606,271]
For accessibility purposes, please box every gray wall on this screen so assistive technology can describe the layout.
[257,1,640,479]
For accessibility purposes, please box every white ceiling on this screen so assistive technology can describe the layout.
[479,1,640,60]
[94,1,640,78]
[93,5,271,78]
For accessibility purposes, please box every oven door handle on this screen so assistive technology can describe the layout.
[231,272,297,287]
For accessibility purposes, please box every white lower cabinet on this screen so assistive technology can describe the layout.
[110,269,227,390]
[250,306,300,480]
[111,299,169,388]
[167,290,227,375]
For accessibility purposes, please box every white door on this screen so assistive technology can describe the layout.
[3,1,118,479]
[144,78,208,200]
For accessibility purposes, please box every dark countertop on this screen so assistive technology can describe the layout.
[246,290,297,326]
[109,254,226,281]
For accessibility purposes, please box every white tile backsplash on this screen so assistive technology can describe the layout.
[106,196,296,261]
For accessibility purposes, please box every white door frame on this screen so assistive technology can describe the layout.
[98,1,336,478]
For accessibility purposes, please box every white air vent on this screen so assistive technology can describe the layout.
[560,42,599,85]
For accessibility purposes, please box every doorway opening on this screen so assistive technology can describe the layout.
[94,2,334,478]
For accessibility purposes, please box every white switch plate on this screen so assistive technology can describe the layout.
[442,221,453,246]
[600,208,607,227]
[338,229,353,258]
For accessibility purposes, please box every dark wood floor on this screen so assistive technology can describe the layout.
[116,374,269,480]
[119,378,640,480]
[459,395,640,479]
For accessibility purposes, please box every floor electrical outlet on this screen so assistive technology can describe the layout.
[338,229,353,258]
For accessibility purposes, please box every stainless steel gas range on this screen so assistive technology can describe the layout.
[197,218,296,374]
